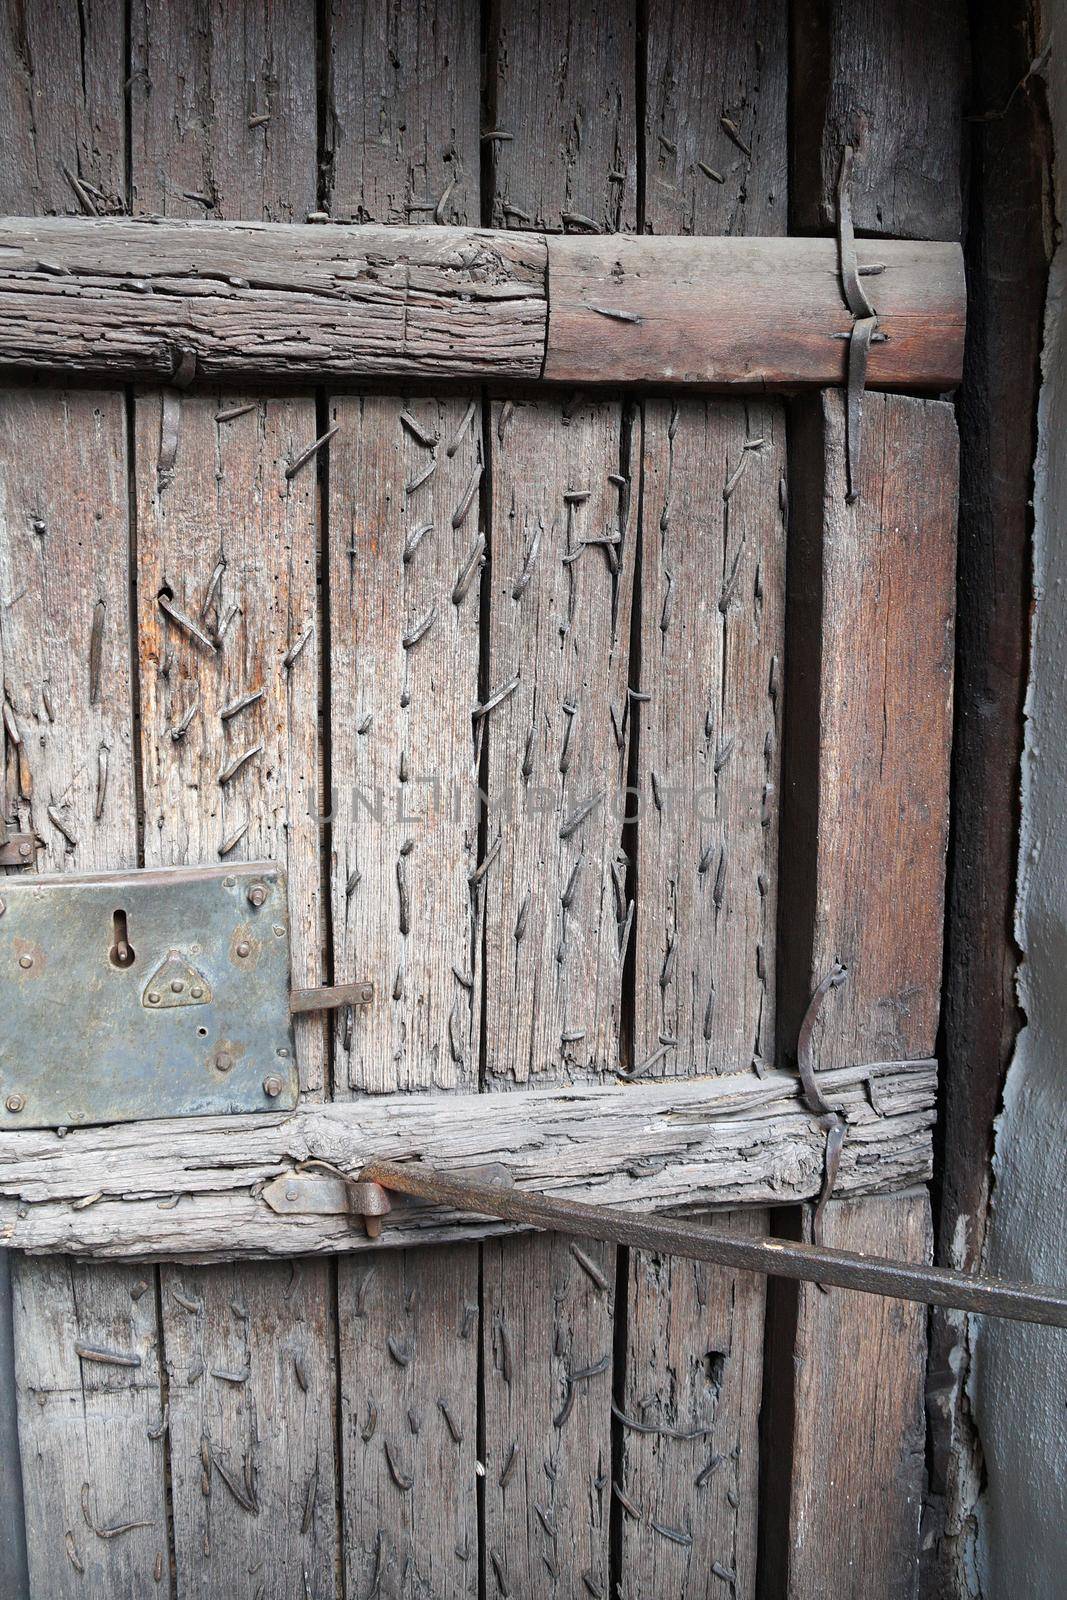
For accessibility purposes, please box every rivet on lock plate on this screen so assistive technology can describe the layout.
[0,863,297,1128]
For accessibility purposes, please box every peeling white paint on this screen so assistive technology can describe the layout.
[969,14,1067,1596]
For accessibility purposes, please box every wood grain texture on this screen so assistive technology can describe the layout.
[12,1257,168,1598]
[617,1215,766,1600]
[129,0,317,221]
[0,1058,938,1257]
[488,0,637,234]
[325,0,481,225]
[0,0,126,216]
[633,399,784,1079]
[327,393,483,1096]
[338,1245,480,1598]
[159,1260,338,1598]
[481,396,634,1084]
[0,388,164,1599]
[479,9,641,1584]
[134,392,324,1096]
[766,389,957,1600]
[133,389,334,1598]
[644,0,788,237]
[791,0,965,240]
[618,26,791,1593]
[482,1232,615,1597]
[0,217,966,392]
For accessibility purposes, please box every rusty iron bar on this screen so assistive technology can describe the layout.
[359,1159,1067,1330]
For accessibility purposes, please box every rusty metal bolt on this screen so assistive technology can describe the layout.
[263,1073,285,1098]
[213,1051,233,1074]
[246,882,268,908]
[235,940,251,959]
[171,978,185,993]
[18,840,30,858]
[5,1094,26,1114]
[190,985,204,1000]
[147,991,161,1004]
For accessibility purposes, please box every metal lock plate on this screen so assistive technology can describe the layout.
[0,862,297,1128]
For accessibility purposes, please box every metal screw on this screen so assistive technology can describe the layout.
[213,1051,233,1074]
[147,991,161,1004]
[223,876,236,888]
[5,1094,25,1114]
[171,979,185,993]
[17,954,32,970]
[272,924,285,938]
[235,940,251,958]
[263,1074,284,1098]
[247,883,268,908]
[18,841,30,858]
[285,1187,299,1203]
[190,985,204,999]
[276,1047,290,1058]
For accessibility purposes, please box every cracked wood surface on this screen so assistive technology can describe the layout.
[478,17,637,1590]
[326,37,485,1595]
[0,216,965,390]
[0,388,165,1599]
[616,10,790,1587]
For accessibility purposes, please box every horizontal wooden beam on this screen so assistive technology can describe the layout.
[0,216,965,391]
[0,1058,935,1260]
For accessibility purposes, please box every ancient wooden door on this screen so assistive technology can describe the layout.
[0,3,964,1597]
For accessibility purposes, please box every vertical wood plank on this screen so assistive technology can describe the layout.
[0,0,126,215]
[765,389,957,1600]
[487,0,637,233]
[327,395,484,1098]
[633,399,784,1081]
[132,390,334,1600]
[325,0,481,225]
[482,397,634,1087]
[618,15,789,1595]
[129,0,318,221]
[0,388,166,1598]
[328,393,483,1595]
[791,0,965,240]
[481,9,638,1591]
[644,0,788,237]
[324,22,486,1596]
[619,1216,766,1600]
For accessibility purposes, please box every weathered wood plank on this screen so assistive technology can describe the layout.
[0,217,966,391]
[633,399,784,1080]
[791,0,965,240]
[132,389,336,1598]
[129,0,317,221]
[160,1261,338,1598]
[644,0,788,237]
[619,18,790,1586]
[0,0,126,216]
[617,1215,766,1600]
[766,389,957,1599]
[340,1245,480,1599]
[0,1057,938,1256]
[325,0,481,226]
[480,20,639,1579]
[487,0,637,234]
[327,394,483,1095]
[134,393,325,1096]
[323,24,487,1589]
[0,388,164,1599]
[12,1257,168,1596]
[328,390,484,1589]
[481,396,634,1084]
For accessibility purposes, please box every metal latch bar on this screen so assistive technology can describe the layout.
[359,1158,1067,1331]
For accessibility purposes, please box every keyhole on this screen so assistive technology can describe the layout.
[109,908,135,969]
